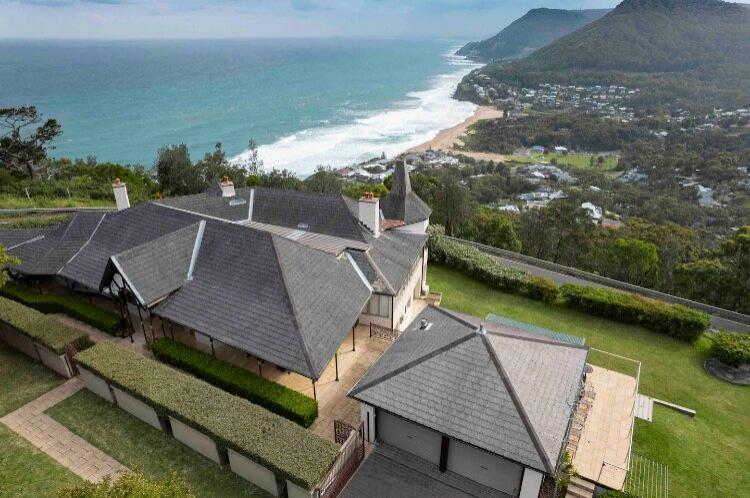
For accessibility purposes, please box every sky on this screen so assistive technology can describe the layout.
[0,0,662,40]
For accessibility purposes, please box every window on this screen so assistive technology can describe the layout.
[368,294,389,318]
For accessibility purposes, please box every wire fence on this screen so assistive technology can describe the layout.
[624,452,669,498]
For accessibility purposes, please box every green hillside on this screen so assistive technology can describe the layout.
[470,0,750,108]
[456,8,609,61]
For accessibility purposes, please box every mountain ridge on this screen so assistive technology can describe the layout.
[456,8,610,62]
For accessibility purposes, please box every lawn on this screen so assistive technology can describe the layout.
[428,264,750,498]
[0,194,113,209]
[0,344,83,497]
[509,152,619,170]
[46,389,270,498]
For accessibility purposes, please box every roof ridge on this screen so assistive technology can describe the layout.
[481,334,555,474]
[484,330,589,350]
[349,332,476,397]
[429,306,483,332]
[271,236,317,379]
[58,212,107,275]
[359,249,396,295]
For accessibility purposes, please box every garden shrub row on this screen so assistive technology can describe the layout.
[709,331,750,367]
[0,296,91,354]
[151,338,318,427]
[428,226,558,302]
[0,283,124,335]
[428,226,710,341]
[559,284,709,341]
[75,342,338,491]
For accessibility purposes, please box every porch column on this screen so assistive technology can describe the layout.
[312,380,317,400]
[335,352,339,381]
[352,326,356,352]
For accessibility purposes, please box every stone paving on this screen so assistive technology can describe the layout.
[0,377,129,483]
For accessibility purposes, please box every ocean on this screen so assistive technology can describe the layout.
[0,38,480,176]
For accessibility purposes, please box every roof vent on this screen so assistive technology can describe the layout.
[418,319,432,331]
[297,222,309,230]
[477,323,487,335]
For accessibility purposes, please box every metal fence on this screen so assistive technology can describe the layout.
[624,452,670,498]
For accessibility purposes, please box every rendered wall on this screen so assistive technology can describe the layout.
[519,468,544,498]
[113,387,162,430]
[78,367,114,402]
[0,324,38,359]
[36,345,73,378]
[228,448,280,496]
[286,479,314,498]
[169,416,222,464]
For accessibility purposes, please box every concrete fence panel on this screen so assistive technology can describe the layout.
[169,416,222,464]
[78,367,115,403]
[36,344,73,378]
[228,448,281,496]
[286,479,315,498]
[113,387,162,430]
[0,324,39,359]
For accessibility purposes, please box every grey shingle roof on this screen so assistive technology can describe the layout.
[340,444,509,498]
[349,306,588,474]
[485,313,585,345]
[60,203,202,290]
[8,212,105,276]
[156,190,250,221]
[362,228,427,295]
[380,163,431,224]
[251,187,366,242]
[101,222,203,306]
[0,228,48,250]
[152,221,370,379]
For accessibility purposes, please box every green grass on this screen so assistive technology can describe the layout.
[0,213,71,228]
[428,264,750,498]
[0,344,83,497]
[0,194,113,209]
[509,152,619,170]
[46,389,270,498]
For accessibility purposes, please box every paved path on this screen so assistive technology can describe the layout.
[1,378,128,483]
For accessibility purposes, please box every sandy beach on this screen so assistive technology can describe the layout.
[408,105,510,162]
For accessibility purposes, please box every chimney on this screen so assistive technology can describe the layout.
[358,191,380,237]
[112,178,130,211]
[220,176,235,198]
[477,323,487,335]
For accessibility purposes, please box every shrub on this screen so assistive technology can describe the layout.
[709,332,750,367]
[521,275,559,303]
[0,284,124,335]
[0,296,91,354]
[559,284,709,341]
[151,338,318,427]
[428,226,532,295]
[58,472,194,498]
[75,343,338,491]
[599,491,637,498]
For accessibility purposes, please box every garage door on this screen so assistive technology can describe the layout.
[447,438,523,495]
[377,411,442,465]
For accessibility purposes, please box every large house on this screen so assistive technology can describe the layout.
[0,163,431,387]
[343,306,589,498]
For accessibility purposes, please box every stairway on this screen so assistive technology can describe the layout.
[565,476,595,498]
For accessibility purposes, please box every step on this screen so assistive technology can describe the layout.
[565,488,593,498]
[570,476,595,491]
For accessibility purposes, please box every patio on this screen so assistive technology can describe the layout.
[569,361,638,490]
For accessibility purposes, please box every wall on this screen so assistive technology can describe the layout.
[394,220,429,234]
[376,410,441,465]
[446,438,523,496]
[392,253,425,331]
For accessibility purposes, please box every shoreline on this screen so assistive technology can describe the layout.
[407,105,510,162]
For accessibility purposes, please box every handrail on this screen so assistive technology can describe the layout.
[444,235,750,327]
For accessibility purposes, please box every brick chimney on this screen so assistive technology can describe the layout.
[220,176,235,198]
[112,178,130,211]
[358,191,380,237]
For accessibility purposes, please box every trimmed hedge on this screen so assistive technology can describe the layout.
[75,342,338,491]
[0,283,124,335]
[151,338,318,427]
[599,491,637,498]
[559,284,709,341]
[0,296,91,354]
[709,332,750,367]
[428,226,558,301]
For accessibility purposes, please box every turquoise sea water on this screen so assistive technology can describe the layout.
[0,38,479,175]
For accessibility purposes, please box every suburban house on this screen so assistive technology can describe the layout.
[343,306,590,498]
[0,163,431,393]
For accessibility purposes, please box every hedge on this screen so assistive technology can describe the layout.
[559,284,709,341]
[151,338,318,427]
[428,226,558,301]
[75,342,338,491]
[709,332,750,367]
[0,283,124,335]
[599,491,637,498]
[0,296,91,354]
[59,472,194,498]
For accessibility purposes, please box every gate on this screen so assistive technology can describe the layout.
[315,421,365,498]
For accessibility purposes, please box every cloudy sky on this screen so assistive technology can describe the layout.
[0,0,664,40]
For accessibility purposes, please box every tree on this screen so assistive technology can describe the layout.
[433,174,473,236]
[246,168,302,190]
[244,139,264,175]
[197,142,246,187]
[609,238,660,287]
[0,106,61,178]
[304,166,343,194]
[154,144,205,197]
[58,472,194,498]
[0,246,20,289]
[464,208,522,252]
